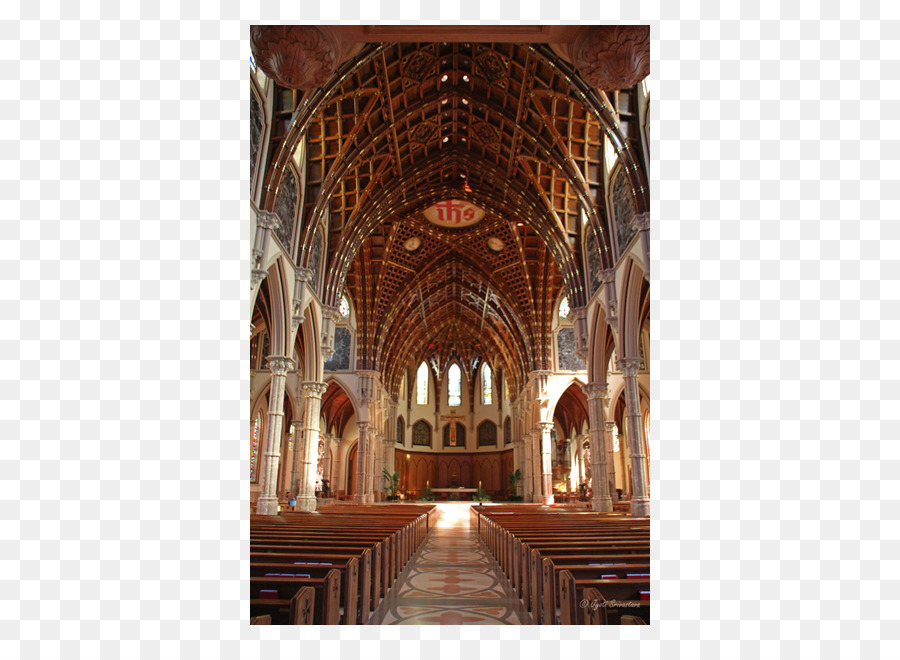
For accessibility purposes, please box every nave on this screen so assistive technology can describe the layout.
[250,502,650,625]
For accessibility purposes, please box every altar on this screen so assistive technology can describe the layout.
[430,487,478,501]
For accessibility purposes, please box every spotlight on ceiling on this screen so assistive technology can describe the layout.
[441,74,449,82]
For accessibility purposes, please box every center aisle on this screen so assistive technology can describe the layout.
[368,503,533,625]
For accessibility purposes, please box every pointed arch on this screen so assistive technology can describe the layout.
[416,361,430,405]
[618,257,647,360]
[481,361,493,405]
[447,362,462,407]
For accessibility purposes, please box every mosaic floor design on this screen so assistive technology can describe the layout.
[368,503,533,625]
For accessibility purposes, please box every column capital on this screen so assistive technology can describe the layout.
[617,358,643,376]
[321,304,340,321]
[295,267,315,283]
[356,421,370,431]
[605,420,618,431]
[266,355,295,376]
[583,382,609,400]
[630,211,650,232]
[537,421,555,432]
[257,210,281,230]
[301,381,328,397]
[600,268,617,284]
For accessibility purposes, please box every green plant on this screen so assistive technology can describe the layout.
[382,469,401,501]
[473,486,491,503]
[508,469,522,501]
[419,486,435,502]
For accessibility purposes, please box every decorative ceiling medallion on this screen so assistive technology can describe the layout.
[475,51,507,82]
[486,237,505,252]
[410,121,438,145]
[404,236,422,251]
[472,122,500,145]
[424,200,485,228]
[404,50,436,81]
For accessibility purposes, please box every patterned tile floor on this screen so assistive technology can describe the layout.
[368,503,533,625]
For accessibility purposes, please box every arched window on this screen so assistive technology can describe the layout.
[416,362,429,405]
[448,363,461,407]
[558,296,570,319]
[338,295,350,318]
[250,412,262,482]
[481,363,492,405]
[613,423,620,452]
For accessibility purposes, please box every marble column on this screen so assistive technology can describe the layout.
[605,421,618,500]
[531,431,542,503]
[511,439,523,499]
[366,429,377,504]
[354,422,369,504]
[329,437,342,494]
[256,356,294,515]
[539,421,555,506]
[295,381,327,512]
[584,382,613,512]
[320,432,333,491]
[576,433,587,483]
[523,431,533,502]
[619,358,650,516]
[373,431,384,502]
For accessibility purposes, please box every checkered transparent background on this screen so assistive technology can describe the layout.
[0,1,896,658]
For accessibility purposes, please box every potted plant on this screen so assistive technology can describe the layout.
[508,469,522,502]
[420,486,435,502]
[382,469,401,501]
[473,486,491,503]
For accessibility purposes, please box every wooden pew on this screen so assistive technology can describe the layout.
[250,571,339,625]
[541,558,649,624]
[558,572,650,624]
[473,507,650,625]
[249,549,374,622]
[250,506,435,624]
[251,557,359,625]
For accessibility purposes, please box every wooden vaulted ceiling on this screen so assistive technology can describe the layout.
[256,31,648,402]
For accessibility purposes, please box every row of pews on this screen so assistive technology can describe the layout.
[250,504,436,624]
[473,505,650,625]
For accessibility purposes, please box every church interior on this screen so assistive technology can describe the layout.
[249,25,651,625]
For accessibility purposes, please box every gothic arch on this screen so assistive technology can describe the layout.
[618,257,647,360]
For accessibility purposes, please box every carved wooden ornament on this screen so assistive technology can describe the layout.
[573,25,650,91]
[250,26,341,90]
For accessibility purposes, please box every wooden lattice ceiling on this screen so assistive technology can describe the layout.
[254,29,649,401]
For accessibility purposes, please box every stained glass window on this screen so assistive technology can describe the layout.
[613,424,620,452]
[558,296,570,319]
[448,363,461,407]
[417,362,428,404]
[250,53,257,74]
[251,413,262,482]
[339,295,350,318]
[482,363,492,405]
